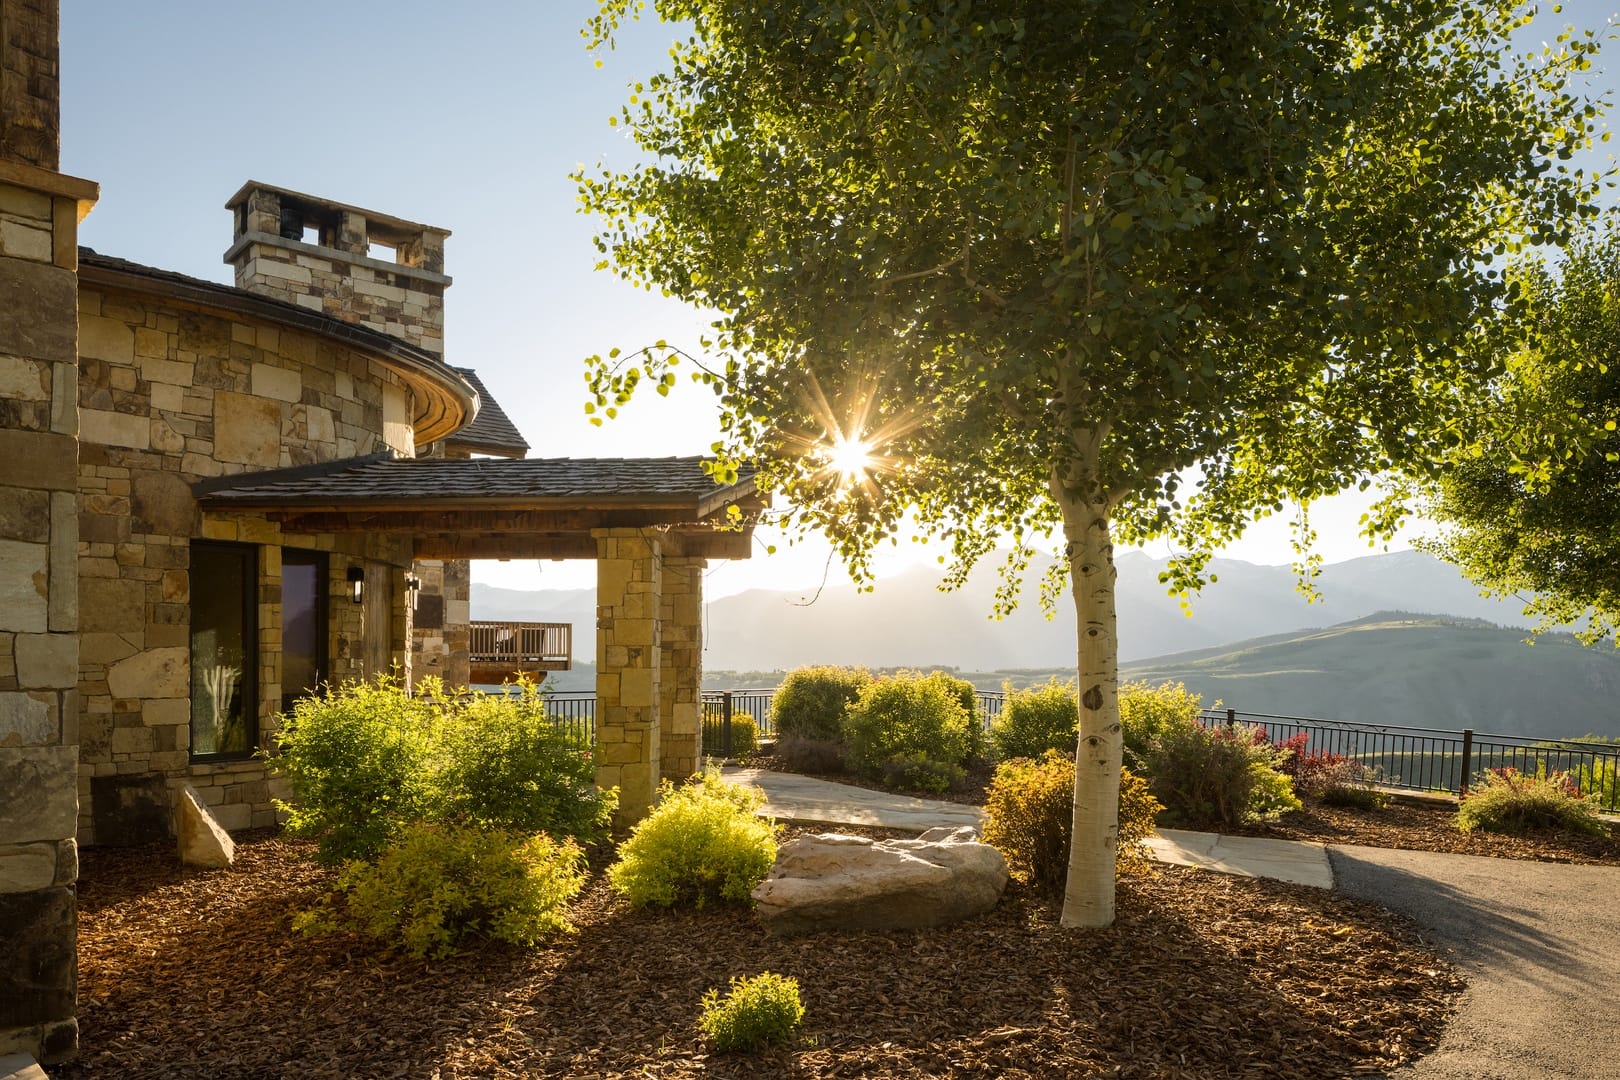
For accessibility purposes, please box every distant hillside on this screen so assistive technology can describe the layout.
[473,549,1537,670]
[1118,613,1620,740]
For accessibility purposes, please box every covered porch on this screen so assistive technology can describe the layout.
[196,451,761,822]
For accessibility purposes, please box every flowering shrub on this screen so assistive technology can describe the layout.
[1457,767,1608,837]
[1272,731,1387,810]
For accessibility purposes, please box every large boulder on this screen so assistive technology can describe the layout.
[173,782,235,869]
[753,825,1008,936]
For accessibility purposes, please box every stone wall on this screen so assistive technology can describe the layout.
[658,556,704,781]
[0,0,94,1062]
[0,0,57,170]
[75,284,416,843]
[593,529,663,823]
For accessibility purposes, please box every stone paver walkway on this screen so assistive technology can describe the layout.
[723,766,1330,885]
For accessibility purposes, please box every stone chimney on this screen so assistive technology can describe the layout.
[222,182,450,355]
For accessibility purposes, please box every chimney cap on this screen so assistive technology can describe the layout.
[225,180,451,242]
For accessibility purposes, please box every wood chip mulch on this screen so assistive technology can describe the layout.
[55,826,1461,1080]
[1233,796,1620,866]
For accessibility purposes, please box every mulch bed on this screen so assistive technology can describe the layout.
[56,826,1460,1079]
[1233,796,1620,866]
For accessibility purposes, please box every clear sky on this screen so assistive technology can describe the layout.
[59,2,1620,601]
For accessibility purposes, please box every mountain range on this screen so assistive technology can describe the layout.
[471,548,1538,671]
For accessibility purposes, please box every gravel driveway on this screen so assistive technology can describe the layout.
[1331,844,1620,1079]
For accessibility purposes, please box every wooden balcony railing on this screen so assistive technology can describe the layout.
[468,621,572,680]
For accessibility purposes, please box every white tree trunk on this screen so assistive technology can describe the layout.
[1055,481,1122,928]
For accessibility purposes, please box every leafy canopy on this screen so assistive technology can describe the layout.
[1421,225,1620,642]
[580,1,1608,595]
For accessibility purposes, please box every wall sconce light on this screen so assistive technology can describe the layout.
[405,575,421,611]
[346,565,365,604]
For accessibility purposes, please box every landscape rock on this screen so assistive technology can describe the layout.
[753,825,1007,936]
[174,782,234,868]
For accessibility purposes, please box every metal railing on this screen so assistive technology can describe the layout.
[1198,707,1620,811]
[535,686,1620,806]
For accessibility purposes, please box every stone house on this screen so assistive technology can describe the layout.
[0,6,757,1061]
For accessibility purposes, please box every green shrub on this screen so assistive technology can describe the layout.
[702,709,760,760]
[878,749,964,794]
[272,677,441,864]
[313,823,587,959]
[982,751,1162,892]
[922,670,987,761]
[1457,767,1608,837]
[1137,720,1299,829]
[608,770,780,909]
[990,679,1078,760]
[840,672,972,792]
[432,683,615,843]
[770,665,871,742]
[273,679,616,863]
[700,972,805,1053]
[775,734,846,773]
[1119,680,1205,772]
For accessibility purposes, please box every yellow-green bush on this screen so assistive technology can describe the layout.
[1119,680,1205,771]
[702,709,759,760]
[840,673,972,793]
[309,822,587,959]
[699,972,806,1053]
[982,751,1162,892]
[769,665,872,742]
[1457,767,1608,837]
[608,770,780,909]
[990,679,1078,760]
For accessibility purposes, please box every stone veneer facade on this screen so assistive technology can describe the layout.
[592,530,705,823]
[73,280,420,842]
[0,0,96,1062]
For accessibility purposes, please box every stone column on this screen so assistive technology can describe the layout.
[659,556,704,780]
[592,529,662,824]
[0,0,97,1063]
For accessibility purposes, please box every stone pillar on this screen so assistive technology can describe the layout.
[593,529,662,824]
[659,556,704,780]
[0,0,97,1063]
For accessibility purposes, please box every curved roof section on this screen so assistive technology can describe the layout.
[447,367,530,457]
[77,248,478,445]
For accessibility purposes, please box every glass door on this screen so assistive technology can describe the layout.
[281,549,329,712]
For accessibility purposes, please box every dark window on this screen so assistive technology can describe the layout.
[190,541,257,760]
[281,549,330,712]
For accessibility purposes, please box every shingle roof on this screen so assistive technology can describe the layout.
[194,452,755,513]
[446,367,530,457]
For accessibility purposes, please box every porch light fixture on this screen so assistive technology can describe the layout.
[405,574,421,611]
[346,565,365,604]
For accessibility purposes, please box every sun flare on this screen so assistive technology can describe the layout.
[825,436,875,483]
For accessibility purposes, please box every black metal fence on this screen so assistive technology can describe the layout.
[1197,707,1620,811]
[542,687,1620,809]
